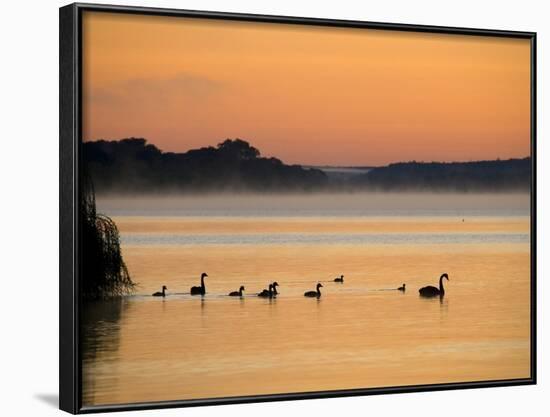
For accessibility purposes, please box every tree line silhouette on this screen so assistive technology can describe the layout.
[84,138,327,193]
[358,158,531,191]
[83,138,531,193]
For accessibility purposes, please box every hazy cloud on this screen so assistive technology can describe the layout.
[88,73,225,106]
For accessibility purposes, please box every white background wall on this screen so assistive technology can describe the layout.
[0,0,547,415]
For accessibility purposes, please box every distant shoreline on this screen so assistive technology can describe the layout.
[84,138,531,194]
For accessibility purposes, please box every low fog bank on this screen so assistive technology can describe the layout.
[96,192,530,217]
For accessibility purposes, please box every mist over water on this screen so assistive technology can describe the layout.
[96,191,530,217]
[83,191,531,405]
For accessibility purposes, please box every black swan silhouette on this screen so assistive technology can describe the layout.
[304,283,323,298]
[334,275,344,283]
[152,285,167,297]
[229,286,245,297]
[419,273,449,297]
[258,284,273,298]
[397,283,406,292]
[190,272,208,295]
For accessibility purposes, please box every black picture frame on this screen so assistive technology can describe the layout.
[59,3,537,414]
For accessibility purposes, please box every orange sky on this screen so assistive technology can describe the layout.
[82,11,531,166]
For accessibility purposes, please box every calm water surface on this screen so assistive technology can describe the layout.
[83,194,531,405]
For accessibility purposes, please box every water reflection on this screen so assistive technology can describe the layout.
[81,215,530,406]
[82,299,128,405]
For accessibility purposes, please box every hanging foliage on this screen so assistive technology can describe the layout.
[81,171,135,299]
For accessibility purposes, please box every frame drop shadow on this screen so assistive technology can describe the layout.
[34,393,58,408]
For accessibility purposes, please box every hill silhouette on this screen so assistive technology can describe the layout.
[83,138,531,193]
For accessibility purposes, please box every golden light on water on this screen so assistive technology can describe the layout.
[83,213,530,405]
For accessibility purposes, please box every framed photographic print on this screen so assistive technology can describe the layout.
[59,3,536,414]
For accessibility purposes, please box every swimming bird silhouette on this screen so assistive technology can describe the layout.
[258,284,273,298]
[190,272,208,295]
[271,281,280,296]
[334,275,344,283]
[419,273,449,297]
[229,286,245,297]
[152,285,167,297]
[304,283,323,298]
[397,283,406,291]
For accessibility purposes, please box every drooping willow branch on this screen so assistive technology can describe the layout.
[81,170,135,299]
